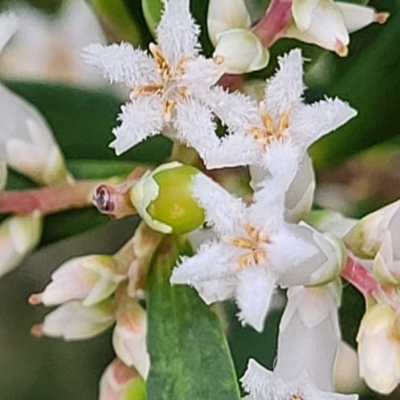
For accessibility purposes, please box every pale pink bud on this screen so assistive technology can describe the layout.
[29,255,125,307]
[113,302,150,379]
[32,299,114,340]
[0,211,42,278]
[99,359,146,400]
[345,200,400,259]
[357,304,400,394]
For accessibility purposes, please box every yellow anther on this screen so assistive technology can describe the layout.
[131,83,164,98]
[149,43,172,79]
[163,99,177,122]
[213,55,225,65]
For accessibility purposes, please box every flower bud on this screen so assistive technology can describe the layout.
[33,299,114,340]
[357,304,400,394]
[129,162,205,234]
[344,200,400,259]
[113,301,150,379]
[334,341,364,394]
[0,211,42,278]
[99,359,146,400]
[29,255,125,307]
[213,29,269,74]
[0,84,70,186]
[207,0,251,45]
[287,0,349,56]
[275,281,341,391]
[284,154,315,223]
[278,222,346,287]
[304,209,357,239]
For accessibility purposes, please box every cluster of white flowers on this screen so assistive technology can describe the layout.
[2,0,398,399]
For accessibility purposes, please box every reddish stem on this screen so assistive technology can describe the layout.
[252,0,293,48]
[341,256,379,297]
[0,180,101,215]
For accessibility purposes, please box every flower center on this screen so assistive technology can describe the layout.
[225,223,271,268]
[248,103,290,146]
[130,44,191,121]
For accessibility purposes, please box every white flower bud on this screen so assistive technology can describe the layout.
[285,154,316,223]
[113,302,150,379]
[0,211,42,278]
[278,222,346,287]
[29,255,125,307]
[344,200,400,259]
[0,84,70,186]
[213,29,269,74]
[305,209,358,239]
[373,231,400,285]
[334,341,364,394]
[33,299,114,340]
[274,281,341,391]
[129,162,205,234]
[287,0,350,56]
[357,304,400,394]
[207,0,251,45]
[99,359,146,400]
[336,2,389,33]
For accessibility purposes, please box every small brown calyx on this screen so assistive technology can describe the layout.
[93,167,150,219]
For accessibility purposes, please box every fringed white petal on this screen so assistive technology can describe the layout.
[174,98,220,163]
[208,85,261,133]
[241,359,275,398]
[207,131,261,169]
[182,56,224,90]
[156,0,200,65]
[290,97,357,151]
[236,267,276,332]
[110,95,164,155]
[264,49,305,121]
[170,240,240,284]
[191,173,246,234]
[261,140,300,191]
[193,276,237,304]
[82,43,157,88]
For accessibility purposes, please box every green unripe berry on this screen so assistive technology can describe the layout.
[129,162,205,234]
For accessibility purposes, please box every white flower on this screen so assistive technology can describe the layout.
[0,13,69,185]
[84,0,254,164]
[171,174,328,332]
[287,0,388,56]
[29,255,125,307]
[241,359,358,400]
[208,49,356,185]
[274,281,342,392]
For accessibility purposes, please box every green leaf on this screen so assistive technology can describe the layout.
[309,1,399,168]
[142,0,163,36]
[5,81,172,164]
[89,0,142,43]
[146,236,240,400]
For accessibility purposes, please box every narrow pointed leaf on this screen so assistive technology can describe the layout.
[146,236,240,400]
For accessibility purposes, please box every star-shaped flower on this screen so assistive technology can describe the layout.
[208,49,356,185]
[241,359,358,400]
[83,0,254,164]
[170,174,326,332]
